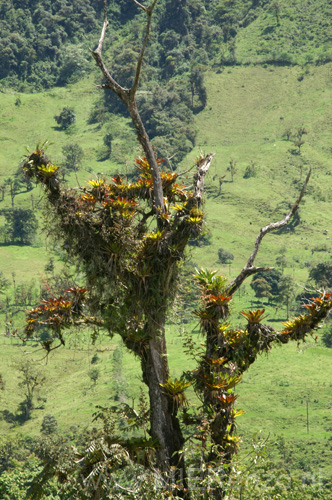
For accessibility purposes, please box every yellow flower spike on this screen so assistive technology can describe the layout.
[87,179,105,188]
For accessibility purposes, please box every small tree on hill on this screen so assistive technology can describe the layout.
[1,208,38,245]
[251,269,282,304]
[61,143,84,180]
[41,414,58,435]
[103,132,113,158]
[277,275,296,319]
[54,107,76,130]
[16,359,46,421]
[322,325,332,348]
[88,368,100,386]
[309,262,332,288]
[226,157,237,182]
[271,1,281,24]
[218,247,234,264]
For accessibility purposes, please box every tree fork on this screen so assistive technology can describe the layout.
[91,0,165,213]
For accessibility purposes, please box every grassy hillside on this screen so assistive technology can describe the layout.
[234,0,332,65]
[1,60,332,491]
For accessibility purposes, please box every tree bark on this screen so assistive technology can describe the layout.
[140,312,189,498]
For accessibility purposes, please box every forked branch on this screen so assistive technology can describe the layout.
[131,0,158,96]
[226,169,311,295]
[193,153,215,206]
[90,1,127,99]
[91,0,164,213]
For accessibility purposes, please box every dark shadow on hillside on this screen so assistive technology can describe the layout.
[0,410,18,426]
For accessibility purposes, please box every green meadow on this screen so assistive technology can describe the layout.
[1,61,332,484]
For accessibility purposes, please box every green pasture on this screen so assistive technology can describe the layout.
[1,61,332,483]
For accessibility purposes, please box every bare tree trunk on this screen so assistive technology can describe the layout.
[141,312,189,498]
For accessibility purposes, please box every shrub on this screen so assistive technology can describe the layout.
[88,368,100,386]
[91,353,100,364]
[322,326,332,348]
[54,107,76,130]
[41,414,58,435]
[218,248,234,263]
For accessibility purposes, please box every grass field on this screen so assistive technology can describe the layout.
[1,61,332,486]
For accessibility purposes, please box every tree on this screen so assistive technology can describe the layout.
[243,160,257,179]
[0,272,9,295]
[277,275,296,319]
[40,414,58,435]
[291,126,308,155]
[61,143,84,179]
[88,368,100,386]
[189,66,207,112]
[275,253,287,272]
[226,157,237,182]
[16,359,46,421]
[218,248,234,264]
[4,177,21,208]
[103,133,113,158]
[54,107,76,130]
[21,2,332,499]
[322,325,332,348]
[271,1,281,24]
[1,208,38,245]
[309,262,332,288]
[251,269,282,303]
[14,164,33,192]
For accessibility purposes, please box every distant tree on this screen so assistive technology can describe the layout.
[111,45,141,87]
[1,208,38,245]
[0,373,5,391]
[227,158,237,182]
[91,353,100,364]
[243,161,257,179]
[271,1,281,24]
[88,368,100,386]
[277,275,296,318]
[111,346,128,402]
[0,272,9,295]
[251,269,282,303]
[14,163,33,192]
[54,107,76,130]
[189,66,207,112]
[103,133,113,158]
[16,359,46,421]
[309,262,332,288]
[322,325,332,348]
[291,126,308,155]
[0,184,5,201]
[4,177,20,208]
[284,128,293,141]
[275,254,287,272]
[61,143,84,179]
[228,39,236,62]
[44,258,55,275]
[250,276,273,302]
[218,248,234,264]
[41,414,58,435]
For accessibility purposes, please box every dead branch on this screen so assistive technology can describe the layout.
[193,153,215,206]
[91,0,164,213]
[131,0,158,96]
[226,169,311,295]
[90,1,127,100]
